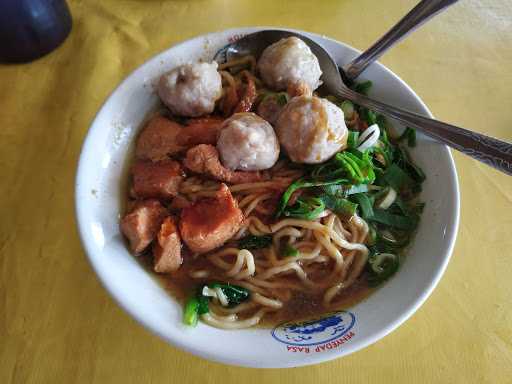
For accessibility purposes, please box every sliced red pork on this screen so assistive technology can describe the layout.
[135,116,185,161]
[179,184,244,253]
[177,116,224,147]
[120,199,168,254]
[153,216,183,273]
[131,159,184,200]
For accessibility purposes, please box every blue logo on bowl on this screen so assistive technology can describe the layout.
[271,311,356,347]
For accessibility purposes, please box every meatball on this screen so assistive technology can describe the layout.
[217,112,280,171]
[276,96,348,164]
[257,37,322,93]
[158,62,222,117]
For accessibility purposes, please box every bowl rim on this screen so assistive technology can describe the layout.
[75,26,460,368]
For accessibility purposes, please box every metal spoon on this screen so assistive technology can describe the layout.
[214,30,512,175]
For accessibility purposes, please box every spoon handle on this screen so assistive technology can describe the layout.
[342,0,458,81]
[337,88,512,176]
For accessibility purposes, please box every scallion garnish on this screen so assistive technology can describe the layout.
[354,80,372,95]
[238,235,272,249]
[283,196,325,220]
[347,131,359,149]
[183,296,200,327]
[350,193,374,219]
[282,244,299,257]
[370,209,418,230]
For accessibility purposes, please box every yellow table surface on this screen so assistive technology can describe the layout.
[1,0,511,382]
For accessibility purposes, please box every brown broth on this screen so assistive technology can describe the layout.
[136,247,375,328]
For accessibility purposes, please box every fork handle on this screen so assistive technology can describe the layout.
[337,87,512,176]
[342,0,459,81]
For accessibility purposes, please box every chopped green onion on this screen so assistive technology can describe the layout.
[347,131,359,149]
[372,146,392,168]
[238,235,272,250]
[367,252,399,286]
[344,184,369,195]
[405,159,426,183]
[354,80,372,95]
[360,108,378,125]
[284,196,325,220]
[322,184,344,196]
[321,195,358,216]
[336,150,376,184]
[183,297,200,326]
[351,193,374,219]
[367,224,377,246]
[383,163,415,192]
[370,209,417,230]
[398,127,417,147]
[378,229,410,248]
[197,295,210,314]
[393,146,426,182]
[208,283,251,307]
[282,244,299,257]
[276,178,349,218]
[376,114,387,128]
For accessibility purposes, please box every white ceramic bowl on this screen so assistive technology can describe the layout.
[75,27,460,368]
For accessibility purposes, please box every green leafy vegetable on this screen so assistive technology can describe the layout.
[344,184,369,195]
[367,224,377,246]
[208,283,251,307]
[284,197,325,220]
[398,127,417,147]
[360,108,377,125]
[354,80,372,95]
[377,229,410,248]
[238,235,272,250]
[347,131,359,149]
[367,252,399,286]
[322,184,344,196]
[393,147,426,183]
[321,195,358,216]
[383,163,415,192]
[282,244,299,257]
[350,193,374,219]
[183,296,200,326]
[335,150,376,184]
[370,209,418,230]
[276,178,348,218]
[372,146,392,168]
[197,295,210,315]
[376,114,387,128]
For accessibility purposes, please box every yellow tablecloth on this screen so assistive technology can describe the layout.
[1,0,511,382]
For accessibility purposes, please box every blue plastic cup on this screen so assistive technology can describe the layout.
[0,0,72,63]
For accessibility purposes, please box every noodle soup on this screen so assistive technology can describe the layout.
[119,36,426,330]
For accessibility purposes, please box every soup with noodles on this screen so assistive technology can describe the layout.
[120,36,426,329]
